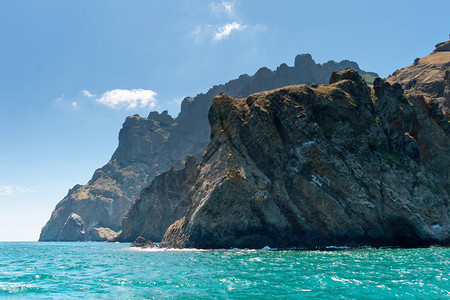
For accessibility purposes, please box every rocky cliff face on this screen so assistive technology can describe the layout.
[40,54,377,241]
[117,156,198,242]
[113,57,376,243]
[161,69,449,249]
[162,54,377,172]
[39,112,176,241]
[388,40,450,117]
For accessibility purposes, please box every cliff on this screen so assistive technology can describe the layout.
[113,57,377,243]
[117,156,198,242]
[388,40,450,117]
[39,112,176,241]
[40,54,377,241]
[161,69,449,249]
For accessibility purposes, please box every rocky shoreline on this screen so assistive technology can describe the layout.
[129,236,447,251]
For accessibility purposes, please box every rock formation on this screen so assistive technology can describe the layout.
[130,236,157,248]
[161,69,449,249]
[113,57,377,243]
[117,156,198,242]
[388,40,450,117]
[40,54,377,241]
[163,54,378,172]
[39,112,176,241]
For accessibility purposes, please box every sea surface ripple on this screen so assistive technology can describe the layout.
[0,242,448,299]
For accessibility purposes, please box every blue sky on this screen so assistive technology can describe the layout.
[0,0,449,241]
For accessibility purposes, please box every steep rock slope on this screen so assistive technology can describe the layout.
[388,40,450,117]
[161,69,449,249]
[40,112,176,241]
[118,156,198,242]
[40,55,377,241]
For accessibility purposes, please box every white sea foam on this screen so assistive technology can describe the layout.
[325,245,351,250]
[125,244,406,252]
[127,246,281,252]
[127,247,208,252]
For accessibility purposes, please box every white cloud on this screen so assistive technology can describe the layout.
[82,90,95,98]
[0,185,34,196]
[72,101,78,109]
[97,89,157,110]
[191,22,265,44]
[210,1,234,15]
[214,22,245,40]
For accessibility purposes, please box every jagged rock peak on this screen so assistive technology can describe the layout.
[148,110,176,125]
[373,77,403,98]
[329,68,367,85]
[254,67,272,77]
[294,53,315,68]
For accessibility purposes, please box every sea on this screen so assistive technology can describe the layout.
[0,242,448,299]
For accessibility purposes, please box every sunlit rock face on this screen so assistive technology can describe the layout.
[161,69,449,249]
[388,40,450,118]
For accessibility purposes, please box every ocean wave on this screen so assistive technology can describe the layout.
[0,283,41,294]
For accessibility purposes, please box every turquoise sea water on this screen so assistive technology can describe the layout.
[0,242,448,299]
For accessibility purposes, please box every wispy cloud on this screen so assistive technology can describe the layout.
[82,89,95,98]
[191,24,214,42]
[171,97,184,105]
[97,89,157,110]
[214,22,245,40]
[0,185,34,196]
[54,94,64,102]
[191,22,265,43]
[210,1,235,15]
[72,101,78,109]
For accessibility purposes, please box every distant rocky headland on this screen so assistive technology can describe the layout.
[40,41,449,249]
